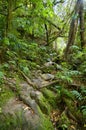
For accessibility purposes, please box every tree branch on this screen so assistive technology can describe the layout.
[39,80,59,89]
[0,12,7,16]
[12,5,23,12]
[43,17,61,30]
[53,0,64,6]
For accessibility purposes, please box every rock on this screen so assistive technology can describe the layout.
[56,64,63,70]
[30,90,41,99]
[44,61,55,67]
[30,90,36,98]
[40,73,55,81]
[1,96,54,130]
[32,78,43,87]
[0,75,56,130]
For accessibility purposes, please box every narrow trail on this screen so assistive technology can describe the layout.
[1,67,86,130]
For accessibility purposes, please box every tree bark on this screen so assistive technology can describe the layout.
[79,0,86,48]
[44,24,49,45]
[65,17,78,58]
[65,0,86,59]
[5,0,14,36]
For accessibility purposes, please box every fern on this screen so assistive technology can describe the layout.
[68,70,81,76]
[80,106,86,120]
[56,71,73,84]
[56,68,82,84]
[61,88,74,100]
[80,87,86,96]
[71,90,82,101]
[0,71,4,84]
[55,86,74,100]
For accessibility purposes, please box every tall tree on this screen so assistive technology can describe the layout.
[65,0,86,59]
[79,0,85,48]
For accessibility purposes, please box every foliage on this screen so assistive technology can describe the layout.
[36,92,52,114]
[71,86,86,122]
[67,45,86,82]
[56,66,82,84]
[0,0,86,130]
[0,85,14,107]
[0,71,4,84]
[41,88,57,108]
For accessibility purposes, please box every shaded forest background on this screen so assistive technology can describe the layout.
[0,0,86,130]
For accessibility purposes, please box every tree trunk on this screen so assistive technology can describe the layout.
[79,0,86,48]
[65,17,78,58]
[65,0,85,59]
[45,24,49,45]
[5,0,14,36]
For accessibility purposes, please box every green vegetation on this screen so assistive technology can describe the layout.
[0,0,86,130]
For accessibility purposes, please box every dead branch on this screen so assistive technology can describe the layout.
[39,80,59,89]
[19,70,34,87]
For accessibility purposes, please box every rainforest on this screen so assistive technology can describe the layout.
[0,0,86,130]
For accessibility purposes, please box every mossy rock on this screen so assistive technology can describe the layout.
[42,66,56,73]
[0,105,54,130]
[37,106,54,130]
[0,85,14,107]
[42,88,57,108]
[36,92,52,114]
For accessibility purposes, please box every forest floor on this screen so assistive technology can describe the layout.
[0,60,86,130]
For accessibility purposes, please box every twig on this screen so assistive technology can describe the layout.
[39,80,59,89]
[19,70,34,87]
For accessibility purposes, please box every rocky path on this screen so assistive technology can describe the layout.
[1,71,57,130]
[1,69,86,130]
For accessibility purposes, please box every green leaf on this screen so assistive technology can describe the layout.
[23,66,30,75]
[0,108,2,113]
[0,71,4,79]
[3,37,10,45]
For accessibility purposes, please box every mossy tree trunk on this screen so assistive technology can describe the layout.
[65,0,86,59]
[5,0,14,37]
[45,24,49,45]
[79,0,85,48]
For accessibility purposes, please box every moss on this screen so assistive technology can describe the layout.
[36,88,58,115]
[42,66,56,73]
[57,111,70,130]
[40,115,54,130]
[0,112,33,130]
[37,106,54,130]
[0,85,14,107]
[42,88,57,108]
[36,93,51,114]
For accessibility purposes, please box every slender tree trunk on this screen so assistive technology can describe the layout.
[45,24,49,45]
[79,0,85,48]
[65,17,78,57]
[5,0,14,36]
